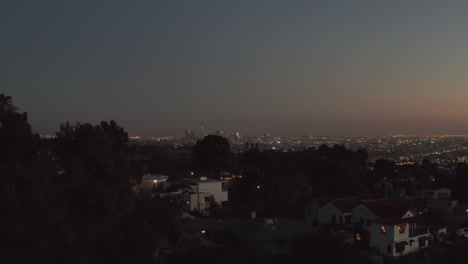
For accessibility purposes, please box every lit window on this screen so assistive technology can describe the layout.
[356,233,362,241]
[381,225,387,234]
[398,225,406,234]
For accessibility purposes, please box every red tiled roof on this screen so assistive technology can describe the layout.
[373,213,444,227]
[330,197,361,213]
[362,199,411,219]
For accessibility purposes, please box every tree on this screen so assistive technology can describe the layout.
[192,135,230,178]
[0,94,37,166]
[0,96,181,263]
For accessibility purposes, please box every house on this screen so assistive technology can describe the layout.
[184,177,228,206]
[304,197,330,225]
[180,191,214,215]
[316,197,361,226]
[352,199,415,245]
[352,199,415,231]
[421,188,451,200]
[369,217,432,258]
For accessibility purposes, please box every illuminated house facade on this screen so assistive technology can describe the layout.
[352,199,415,244]
[369,218,431,258]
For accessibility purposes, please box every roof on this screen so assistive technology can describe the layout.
[361,199,411,219]
[184,177,226,184]
[313,197,330,207]
[330,197,361,213]
[141,174,169,180]
[373,213,444,227]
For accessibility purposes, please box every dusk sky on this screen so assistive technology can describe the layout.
[2,1,468,136]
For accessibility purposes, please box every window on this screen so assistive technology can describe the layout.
[360,218,364,225]
[395,244,405,253]
[356,233,362,241]
[387,245,392,254]
[398,225,406,234]
[381,225,387,234]
[419,237,427,248]
[367,219,371,226]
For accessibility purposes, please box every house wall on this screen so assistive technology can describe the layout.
[370,222,431,257]
[189,177,228,206]
[392,223,409,241]
[370,223,396,256]
[352,204,376,231]
[197,181,228,205]
[317,203,344,225]
[189,192,212,214]
[422,188,451,200]
[305,201,320,224]
[393,233,431,257]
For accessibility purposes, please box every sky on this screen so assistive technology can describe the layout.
[2,0,468,136]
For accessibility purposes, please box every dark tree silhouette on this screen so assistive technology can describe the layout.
[0,94,37,166]
[192,135,230,178]
[0,97,180,264]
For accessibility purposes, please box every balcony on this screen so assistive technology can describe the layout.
[409,228,429,238]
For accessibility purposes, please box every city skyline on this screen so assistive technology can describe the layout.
[3,1,468,136]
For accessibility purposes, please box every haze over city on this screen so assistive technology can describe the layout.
[3,0,468,136]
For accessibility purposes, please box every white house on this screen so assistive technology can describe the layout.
[370,218,431,258]
[352,199,415,245]
[180,191,214,215]
[316,197,361,226]
[305,198,330,225]
[421,188,451,200]
[352,199,415,231]
[184,177,228,206]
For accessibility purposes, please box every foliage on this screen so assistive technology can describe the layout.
[192,135,230,177]
[0,95,180,263]
[234,145,368,218]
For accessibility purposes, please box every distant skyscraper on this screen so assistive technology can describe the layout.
[185,130,195,139]
[200,127,204,137]
[224,129,227,138]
